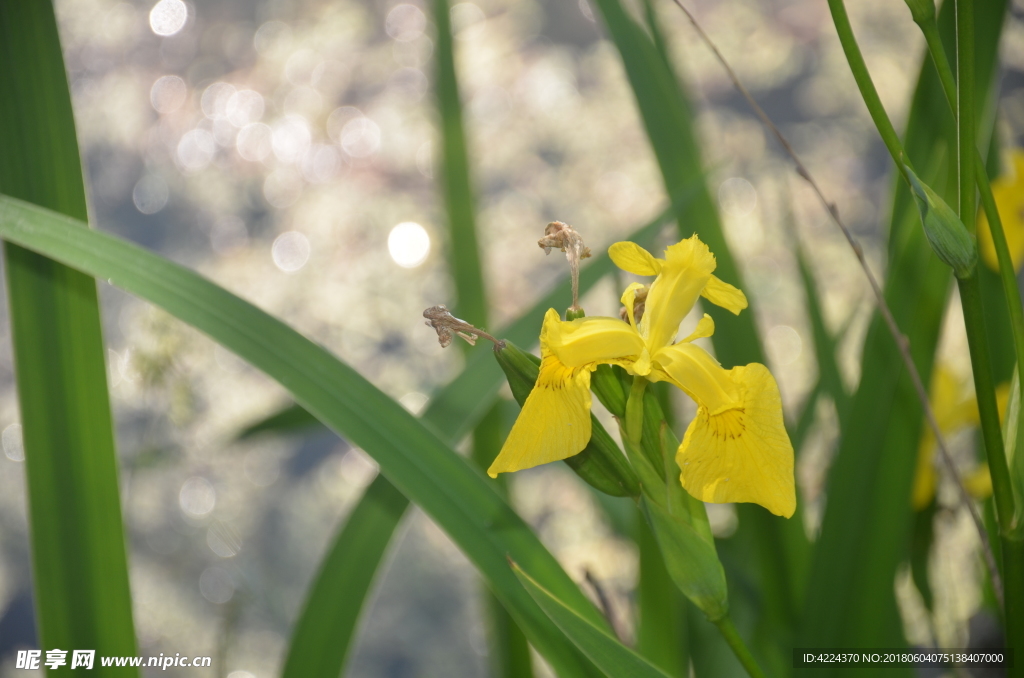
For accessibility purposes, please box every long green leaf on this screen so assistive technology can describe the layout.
[0,2,137,673]
[433,0,485,330]
[280,475,407,678]
[0,193,605,678]
[792,235,850,434]
[799,0,1007,659]
[511,562,673,678]
[431,0,534,670]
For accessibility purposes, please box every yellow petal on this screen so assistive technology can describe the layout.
[680,313,715,343]
[996,381,1011,425]
[543,308,645,368]
[487,353,593,477]
[641,235,716,350]
[620,282,646,330]
[911,434,938,510]
[977,151,1024,272]
[701,275,748,315]
[929,366,977,432]
[675,363,796,518]
[652,342,739,414]
[609,241,662,276]
[964,464,993,500]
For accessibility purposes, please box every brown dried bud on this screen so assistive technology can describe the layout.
[423,305,503,349]
[538,221,591,311]
[618,286,648,325]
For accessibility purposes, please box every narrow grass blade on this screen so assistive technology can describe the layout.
[511,562,673,678]
[793,236,850,433]
[799,0,1007,658]
[0,2,137,671]
[432,0,486,329]
[281,475,407,678]
[0,194,605,678]
[237,403,318,440]
[432,0,535,670]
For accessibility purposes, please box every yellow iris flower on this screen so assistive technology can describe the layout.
[911,365,997,509]
[977,151,1024,272]
[487,235,796,518]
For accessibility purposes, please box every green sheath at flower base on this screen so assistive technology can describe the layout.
[643,497,728,621]
[905,163,978,278]
[903,0,934,24]
[565,308,586,321]
[493,341,640,497]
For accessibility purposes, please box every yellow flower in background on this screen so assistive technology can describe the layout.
[487,235,796,518]
[977,151,1024,272]
[911,366,999,509]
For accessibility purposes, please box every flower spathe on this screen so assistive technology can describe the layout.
[488,235,797,518]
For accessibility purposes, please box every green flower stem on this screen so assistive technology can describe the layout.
[918,17,957,114]
[959,275,1016,531]
[626,375,648,448]
[825,0,912,179]
[956,0,976,225]
[713,616,769,678]
[1004,536,1024,674]
[951,0,1017,540]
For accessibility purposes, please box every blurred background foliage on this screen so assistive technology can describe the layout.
[1,0,1024,675]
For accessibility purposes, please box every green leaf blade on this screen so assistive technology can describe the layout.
[0,194,603,678]
[511,562,673,678]
[0,2,137,672]
[281,475,408,678]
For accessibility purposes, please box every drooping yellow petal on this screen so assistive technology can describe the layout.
[977,151,1024,272]
[543,308,645,369]
[609,241,663,276]
[680,313,715,343]
[487,353,593,477]
[701,275,748,315]
[674,363,796,518]
[641,235,717,351]
[651,342,739,414]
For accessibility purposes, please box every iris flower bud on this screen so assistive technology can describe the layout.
[905,163,978,278]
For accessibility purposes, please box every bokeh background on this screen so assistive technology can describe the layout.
[2,0,1024,675]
